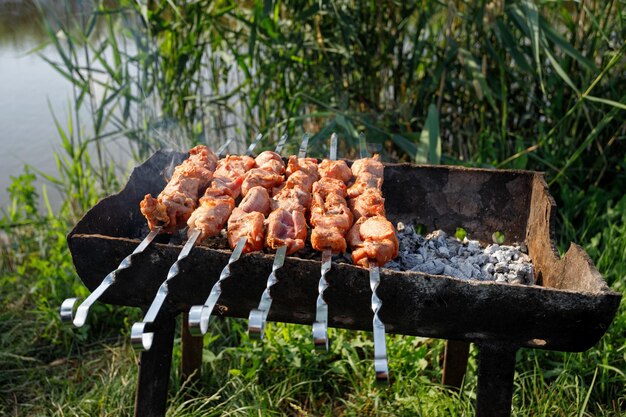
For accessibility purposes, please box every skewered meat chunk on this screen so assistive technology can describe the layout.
[238,186,272,216]
[286,156,320,180]
[140,145,217,232]
[241,168,285,197]
[265,208,307,254]
[347,216,399,267]
[312,177,347,199]
[255,151,286,174]
[272,186,311,213]
[348,188,386,221]
[227,208,266,253]
[347,172,383,199]
[210,155,256,199]
[278,170,318,193]
[318,159,352,183]
[187,190,235,240]
[310,193,353,232]
[350,154,383,178]
[311,228,347,253]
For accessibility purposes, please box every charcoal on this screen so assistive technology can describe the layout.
[386,224,535,285]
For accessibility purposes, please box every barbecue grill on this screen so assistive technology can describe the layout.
[65,148,621,417]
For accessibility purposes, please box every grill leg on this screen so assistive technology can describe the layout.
[134,314,176,417]
[442,340,470,390]
[475,343,518,417]
[181,312,203,383]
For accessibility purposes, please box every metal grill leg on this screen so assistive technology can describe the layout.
[181,312,203,383]
[134,314,176,417]
[442,340,470,390]
[476,343,518,417]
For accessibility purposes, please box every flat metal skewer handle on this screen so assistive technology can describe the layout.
[131,229,201,351]
[370,262,389,385]
[60,227,161,327]
[274,133,289,155]
[188,237,246,336]
[248,245,287,339]
[246,133,264,155]
[312,249,332,351]
[298,133,310,159]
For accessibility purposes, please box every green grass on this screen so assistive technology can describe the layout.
[1,0,625,415]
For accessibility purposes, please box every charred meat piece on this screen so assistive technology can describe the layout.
[347,216,399,267]
[140,145,217,232]
[227,208,266,253]
[265,208,307,254]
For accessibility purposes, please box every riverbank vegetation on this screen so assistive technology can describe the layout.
[1,1,625,415]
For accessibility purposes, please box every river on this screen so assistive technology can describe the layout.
[0,1,133,213]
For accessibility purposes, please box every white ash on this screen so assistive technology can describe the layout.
[384,224,535,285]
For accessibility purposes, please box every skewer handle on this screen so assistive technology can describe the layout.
[60,228,161,327]
[274,133,289,155]
[216,137,234,157]
[298,133,310,159]
[131,228,201,351]
[370,262,390,385]
[248,245,287,340]
[188,237,247,336]
[312,249,332,351]
[245,133,264,156]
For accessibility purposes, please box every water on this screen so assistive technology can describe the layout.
[0,1,131,212]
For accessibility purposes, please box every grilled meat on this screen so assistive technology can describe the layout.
[347,216,398,267]
[140,145,217,232]
[265,208,307,254]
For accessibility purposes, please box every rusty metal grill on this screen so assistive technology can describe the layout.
[64,148,621,417]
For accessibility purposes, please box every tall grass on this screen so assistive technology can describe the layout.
[1,0,625,416]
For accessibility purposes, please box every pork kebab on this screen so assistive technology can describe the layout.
[247,133,317,339]
[187,134,308,336]
[345,134,399,384]
[131,133,270,350]
[311,133,355,351]
[60,140,232,327]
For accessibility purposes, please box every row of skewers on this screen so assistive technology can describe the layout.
[60,133,399,384]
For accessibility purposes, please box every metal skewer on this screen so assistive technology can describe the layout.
[369,261,389,384]
[131,134,264,350]
[60,138,235,327]
[187,135,289,336]
[358,132,389,384]
[248,133,311,339]
[312,132,338,351]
